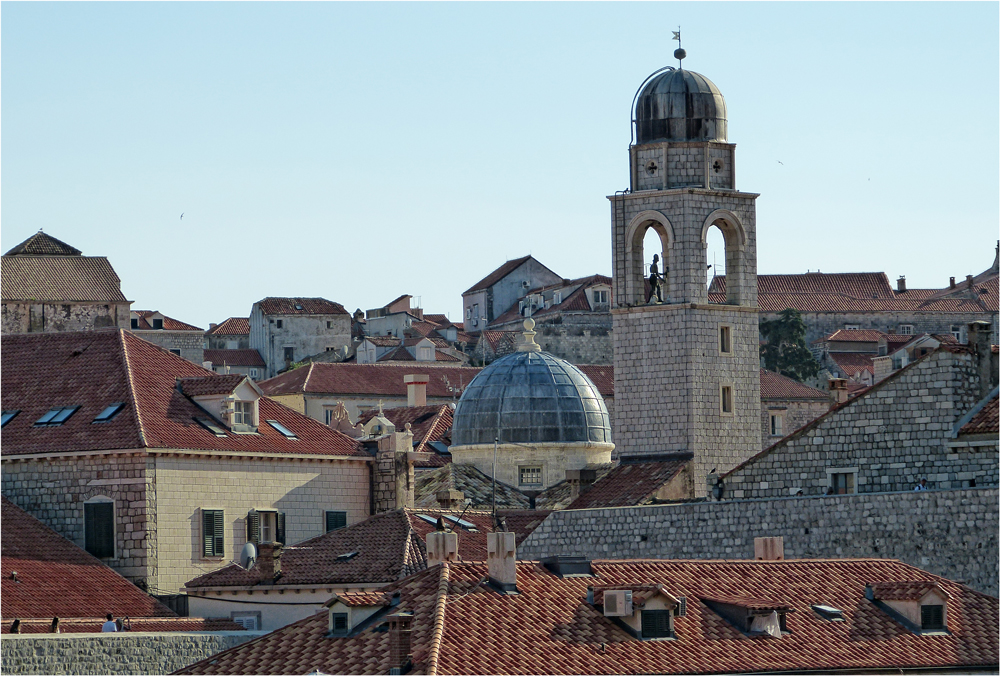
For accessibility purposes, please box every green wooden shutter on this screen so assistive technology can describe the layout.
[203,510,224,557]
[276,512,286,545]
[246,511,260,544]
[326,511,347,532]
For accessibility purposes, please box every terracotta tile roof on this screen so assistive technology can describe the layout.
[700,594,794,613]
[206,317,250,336]
[184,509,546,591]
[132,311,203,331]
[534,465,615,510]
[868,581,946,601]
[203,349,266,368]
[177,558,999,675]
[478,330,519,354]
[1,617,245,634]
[407,321,444,338]
[828,352,876,378]
[566,454,692,510]
[463,255,534,294]
[414,464,530,510]
[1,331,367,459]
[378,346,416,362]
[259,363,481,399]
[364,335,402,347]
[1,255,128,302]
[178,374,248,397]
[331,591,393,607]
[577,364,614,397]
[357,404,453,460]
[960,394,998,435]
[1,496,175,621]
[5,231,84,256]
[254,297,348,316]
[760,369,829,400]
[713,272,895,298]
[817,329,887,344]
[493,274,614,326]
[434,350,460,362]
[422,314,454,328]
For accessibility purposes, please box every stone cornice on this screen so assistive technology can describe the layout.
[607,188,760,201]
[612,302,759,315]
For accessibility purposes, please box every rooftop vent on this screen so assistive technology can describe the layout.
[541,556,593,578]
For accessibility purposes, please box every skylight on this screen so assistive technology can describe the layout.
[266,420,298,439]
[1,410,20,427]
[444,515,479,532]
[195,417,228,437]
[336,551,359,561]
[812,605,845,621]
[34,406,79,427]
[415,514,440,526]
[93,403,125,423]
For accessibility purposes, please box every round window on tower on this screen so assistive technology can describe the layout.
[645,160,659,176]
[713,158,724,174]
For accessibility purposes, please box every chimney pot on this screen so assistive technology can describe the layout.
[950,276,956,289]
[754,536,784,561]
[426,530,459,566]
[387,612,413,673]
[486,531,517,591]
[896,276,906,293]
[828,378,849,404]
[209,323,218,329]
[966,274,974,288]
[403,374,429,407]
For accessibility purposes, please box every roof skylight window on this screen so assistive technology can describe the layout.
[336,551,359,561]
[93,403,125,423]
[812,604,844,621]
[266,420,298,439]
[34,406,79,427]
[1,410,20,427]
[444,515,479,532]
[195,417,228,437]
[415,514,440,526]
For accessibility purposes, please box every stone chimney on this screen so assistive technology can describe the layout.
[404,374,429,407]
[387,612,413,674]
[426,525,459,567]
[256,543,282,579]
[566,468,598,500]
[968,322,996,398]
[754,536,784,561]
[373,426,419,513]
[950,276,956,289]
[486,531,517,592]
[966,274,974,288]
[209,323,218,330]
[896,276,906,293]
[829,378,849,405]
[436,490,465,509]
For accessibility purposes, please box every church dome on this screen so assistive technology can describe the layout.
[451,350,612,447]
[635,68,727,144]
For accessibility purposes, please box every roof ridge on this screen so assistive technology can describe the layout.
[424,562,450,676]
[416,405,450,453]
[118,330,149,449]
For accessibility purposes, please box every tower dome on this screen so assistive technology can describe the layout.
[635,68,727,144]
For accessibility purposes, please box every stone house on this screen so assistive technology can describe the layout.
[759,369,831,450]
[202,349,266,380]
[129,310,204,364]
[461,255,562,334]
[1,330,372,596]
[249,297,352,378]
[872,333,958,383]
[720,329,998,500]
[363,294,420,338]
[356,335,402,364]
[205,317,250,350]
[1,231,131,335]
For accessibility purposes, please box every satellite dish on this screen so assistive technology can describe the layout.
[240,542,257,570]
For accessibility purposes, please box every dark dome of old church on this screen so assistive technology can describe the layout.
[635,68,727,144]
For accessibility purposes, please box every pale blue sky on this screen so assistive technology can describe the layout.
[3,2,997,329]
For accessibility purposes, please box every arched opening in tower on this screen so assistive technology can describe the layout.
[705,225,727,293]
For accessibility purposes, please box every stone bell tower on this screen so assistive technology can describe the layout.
[609,56,761,497]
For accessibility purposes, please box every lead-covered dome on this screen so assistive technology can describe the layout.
[635,68,727,144]
[452,350,612,447]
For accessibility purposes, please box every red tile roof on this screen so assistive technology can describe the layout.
[5,231,83,256]
[357,404,453,460]
[260,363,482,399]
[255,297,348,316]
[364,335,402,347]
[178,374,248,397]
[712,272,895,298]
[759,369,828,400]
[1,496,175,621]
[177,558,999,675]
[566,454,692,510]
[577,364,614,397]
[203,349,266,368]
[132,311,203,331]
[960,394,998,435]
[492,274,613,326]
[869,581,946,601]
[378,346,416,362]
[463,255,535,294]
[1,617,245,634]
[478,330,519,354]
[1,331,367,458]
[816,329,887,344]
[206,317,250,336]
[414,463,531,510]
[828,352,876,378]
[184,509,546,590]
[1,256,128,302]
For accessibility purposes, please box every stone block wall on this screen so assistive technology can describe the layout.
[725,349,995,499]
[778,311,997,349]
[535,327,612,365]
[2,302,130,334]
[131,330,205,365]
[760,400,830,450]
[0,632,260,676]
[517,487,999,597]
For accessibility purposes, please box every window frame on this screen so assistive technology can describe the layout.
[720,384,734,416]
[640,609,673,639]
[330,612,349,635]
[769,413,783,437]
[202,509,225,558]
[325,510,348,532]
[93,403,125,423]
[921,604,945,631]
[718,324,733,355]
[230,611,261,631]
[518,466,543,488]
[844,324,860,330]
[826,467,858,495]
[84,499,115,559]
[276,319,283,329]
[1,410,20,427]
[152,318,163,330]
[233,400,255,427]
[898,324,914,335]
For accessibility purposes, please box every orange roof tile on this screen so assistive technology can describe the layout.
[960,394,998,435]
[132,311,202,331]
[206,317,250,336]
[260,363,482,399]
[828,352,876,378]
[566,454,691,510]
[203,349,266,368]
[1,255,128,302]
[760,369,829,400]
[255,297,348,315]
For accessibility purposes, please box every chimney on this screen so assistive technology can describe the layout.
[754,536,784,561]
[486,531,517,592]
[404,374,429,407]
[436,489,465,510]
[387,612,413,674]
[829,378,849,404]
[950,276,956,289]
[968,322,995,398]
[209,323,218,330]
[896,276,906,293]
[966,274,974,288]
[373,427,417,513]
[566,468,598,500]
[426,522,459,566]
[256,543,282,579]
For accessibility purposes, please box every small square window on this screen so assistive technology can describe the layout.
[770,414,783,436]
[231,613,260,631]
[844,324,860,330]
[327,321,333,329]
[152,318,163,330]
[331,613,349,635]
[1,410,20,427]
[593,289,609,304]
[829,471,855,495]
[641,609,672,639]
[35,406,79,426]
[951,325,962,341]
[325,511,347,532]
[267,419,298,439]
[519,466,542,487]
[234,401,255,427]
[899,324,914,335]
[130,318,139,329]
[250,369,259,379]
[720,386,733,415]
[719,325,732,354]
[169,349,181,356]
[276,320,283,329]
[283,347,294,363]
[921,604,944,630]
[93,403,125,423]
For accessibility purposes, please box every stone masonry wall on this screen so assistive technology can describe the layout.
[2,302,130,335]
[777,310,998,350]
[131,330,205,365]
[726,350,996,499]
[517,487,999,597]
[0,632,260,676]
[760,400,830,450]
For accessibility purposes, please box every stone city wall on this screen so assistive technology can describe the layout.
[0,632,260,676]
[517,487,999,597]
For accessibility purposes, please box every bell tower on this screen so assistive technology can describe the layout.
[609,56,761,497]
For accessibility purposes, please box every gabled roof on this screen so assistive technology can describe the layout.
[4,231,82,256]
[478,330,519,354]
[566,453,692,510]
[364,335,402,347]
[1,256,128,302]
[1,496,175,620]
[206,317,250,336]
[414,463,530,510]
[463,255,534,294]
[254,297,348,316]
[378,346,416,362]
[203,349,266,368]
[828,352,875,378]
[959,394,998,436]
[868,581,948,601]
[259,363,482,399]
[177,558,999,675]
[816,329,887,344]
[178,374,251,397]
[131,310,203,331]
[492,274,613,325]
[184,509,547,590]
[357,404,453,463]
[760,369,829,400]
[1,331,367,458]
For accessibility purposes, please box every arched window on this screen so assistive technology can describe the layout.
[701,210,747,306]
[625,211,674,306]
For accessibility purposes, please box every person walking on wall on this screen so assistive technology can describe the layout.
[101,613,118,632]
[913,477,928,491]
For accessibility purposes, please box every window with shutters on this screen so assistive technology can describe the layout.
[325,511,347,532]
[641,609,672,638]
[202,509,224,558]
[247,509,285,544]
[921,604,944,630]
[331,613,349,635]
[84,500,115,558]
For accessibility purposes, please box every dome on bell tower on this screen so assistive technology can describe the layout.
[635,68,727,144]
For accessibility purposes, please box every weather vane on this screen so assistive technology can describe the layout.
[672,28,686,68]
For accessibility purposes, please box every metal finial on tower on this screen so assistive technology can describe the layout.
[672,28,686,68]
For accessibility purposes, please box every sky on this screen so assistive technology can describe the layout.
[2,2,998,330]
